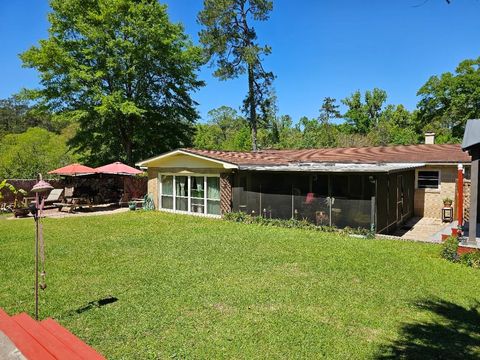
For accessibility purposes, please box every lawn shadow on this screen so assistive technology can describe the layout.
[74,296,118,314]
[377,299,480,359]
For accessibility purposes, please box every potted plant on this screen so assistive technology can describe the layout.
[443,197,453,207]
[128,200,137,211]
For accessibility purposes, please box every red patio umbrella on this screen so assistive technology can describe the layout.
[48,163,97,176]
[95,162,143,176]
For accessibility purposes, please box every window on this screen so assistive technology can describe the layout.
[417,170,440,189]
[159,174,221,216]
[160,175,173,209]
[207,177,221,215]
[175,176,188,211]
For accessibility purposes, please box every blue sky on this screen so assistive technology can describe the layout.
[1,0,479,122]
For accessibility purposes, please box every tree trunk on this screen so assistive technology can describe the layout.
[248,64,257,151]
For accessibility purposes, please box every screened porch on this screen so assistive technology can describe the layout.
[232,171,376,231]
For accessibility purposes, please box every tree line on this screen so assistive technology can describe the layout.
[1,0,478,179]
[195,56,480,151]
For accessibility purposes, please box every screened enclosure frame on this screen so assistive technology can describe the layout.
[232,171,377,231]
[158,173,221,217]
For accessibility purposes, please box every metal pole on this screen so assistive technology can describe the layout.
[34,192,39,320]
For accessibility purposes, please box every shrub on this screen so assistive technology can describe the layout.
[460,252,480,268]
[441,236,459,262]
[223,212,374,236]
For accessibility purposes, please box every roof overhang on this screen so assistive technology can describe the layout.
[238,162,426,173]
[136,149,238,169]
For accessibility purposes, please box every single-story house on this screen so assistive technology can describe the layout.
[136,134,471,234]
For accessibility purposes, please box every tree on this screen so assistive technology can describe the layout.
[318,97,341,125]
[198,0,274,151]
[193,106,251,150]
[21,0,204,166]
[0,97,60,138]
[342,88,387,134]
[417,57,480,140]
[0,127,77,179]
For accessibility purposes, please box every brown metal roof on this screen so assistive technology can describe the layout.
[183,144,470,166]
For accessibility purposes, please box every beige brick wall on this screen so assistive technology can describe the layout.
[147,168,158,209]
[414,166,458,219]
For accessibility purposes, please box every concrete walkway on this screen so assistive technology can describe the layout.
[8,206,129,220]
[391,217,452,243]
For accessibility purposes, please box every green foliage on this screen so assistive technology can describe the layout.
[460,251,480,269]
[0,127,77,179]
[223,211,372,235]
[21,0,204,165]
[0,180,27,208]
[441,236,459,262]
[417,57,480,140]
[441,236,480,270]
[194,106,252,151]
[342,88,388,135]
[0,97,67,139]
[198,0,274,150]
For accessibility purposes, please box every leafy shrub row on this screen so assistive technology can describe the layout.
[223,211,374,237]
[440,236,480,268]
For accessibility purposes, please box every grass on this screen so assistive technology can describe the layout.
[1,211,479,359]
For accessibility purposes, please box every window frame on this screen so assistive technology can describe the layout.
[158,173,221,217]
[415,169,441,191]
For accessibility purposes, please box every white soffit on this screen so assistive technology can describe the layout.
[239,162,426,173]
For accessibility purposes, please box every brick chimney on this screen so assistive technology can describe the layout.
[425,132,435,144]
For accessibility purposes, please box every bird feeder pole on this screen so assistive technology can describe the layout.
[30,174,53,320]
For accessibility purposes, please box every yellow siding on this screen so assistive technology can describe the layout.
[147,168,158,209]
[143,153,226,169]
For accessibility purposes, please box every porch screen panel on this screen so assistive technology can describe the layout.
[161,175,173,209]
[207,177,221,215]
[175,176,188,211]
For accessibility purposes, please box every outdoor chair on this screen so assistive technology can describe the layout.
[44,188,64,206]
[31,188,64,208]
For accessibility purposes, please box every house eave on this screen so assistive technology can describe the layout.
[237,162,426,173]
[135,149,239,169]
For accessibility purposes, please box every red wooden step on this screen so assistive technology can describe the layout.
[40,318,105,360]
[0,308,55,360]
[12,313,83,360]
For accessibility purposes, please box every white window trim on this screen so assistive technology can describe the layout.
[415,169,441,192]
[158,173,221,217]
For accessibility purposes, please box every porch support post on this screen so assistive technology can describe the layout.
[469,150,479,244]
[457,164,463,229]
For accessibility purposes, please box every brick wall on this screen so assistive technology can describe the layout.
[413,166,458,219]
[220,173,232,215]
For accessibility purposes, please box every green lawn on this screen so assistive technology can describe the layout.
[1,212,479,359]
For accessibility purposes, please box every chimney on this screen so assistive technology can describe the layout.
[425,132,435,145]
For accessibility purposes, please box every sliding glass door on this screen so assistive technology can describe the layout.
[160,174,221,216]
